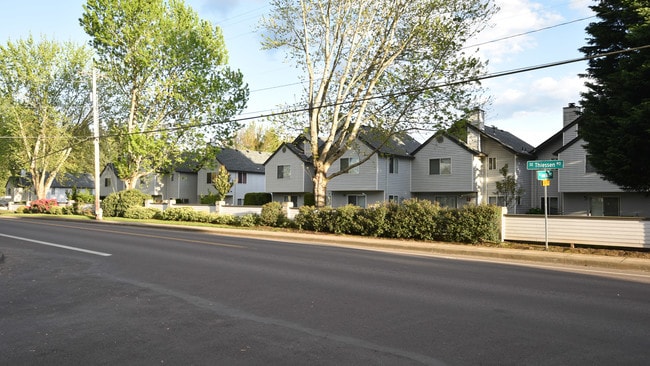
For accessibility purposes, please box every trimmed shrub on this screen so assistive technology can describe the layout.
[303,192,315,206]
[49,206,65,215]
[210,213,235,225]
[243,192,272,205]
[332,205,363,235]
[384,199,439,241]
[293,206,336,232]
[200,193,219,205]
[355,203,390,237]
[124,207,161,220]
[234,214,258,227]
[259,201,285,227]
[29,199,58,214]
[101,189,151,217]
[162,207,197,221]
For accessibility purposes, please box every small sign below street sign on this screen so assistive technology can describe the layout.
[542,179,550,187]
[527,160,564,170]
[537,170,553,180]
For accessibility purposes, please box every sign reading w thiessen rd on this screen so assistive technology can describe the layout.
[526,160,564,170]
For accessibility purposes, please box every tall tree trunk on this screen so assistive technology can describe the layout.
[313,169,328,208]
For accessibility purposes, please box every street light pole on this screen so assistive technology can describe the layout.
[92,67,103,220]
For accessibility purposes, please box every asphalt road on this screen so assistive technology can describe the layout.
[1,217,649,365]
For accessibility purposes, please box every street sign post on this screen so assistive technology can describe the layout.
[527,160,564,250]
[527,160,564,170]
[537,170,553,180]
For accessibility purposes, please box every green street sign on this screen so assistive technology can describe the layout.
[537,170,553,180]
[527,160,564,170]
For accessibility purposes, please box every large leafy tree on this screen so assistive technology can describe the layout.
[80,0,249,189]
[579,0,650,192]
[261,0,495,207]
[0,37,93,199]
[232,121,287,152]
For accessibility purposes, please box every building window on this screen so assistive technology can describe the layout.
[435,196,457,208]
[489,196,506,206]
[104,178,111,187]
[347,194,366,208]
[206,172,215,184]
[488,157,497,170]
[388,195,399,202]
[429,158,451,175]
[540,197,559,215]
[277,165,291,179]
[340,157,359,174]
[389,157,398,174]
[237,171,247,184]
[590,196,619,216]
[585,155,597,174]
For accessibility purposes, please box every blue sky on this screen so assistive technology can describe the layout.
[0,0,594,146]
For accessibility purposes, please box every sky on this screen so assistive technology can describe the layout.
[0,0,595,146]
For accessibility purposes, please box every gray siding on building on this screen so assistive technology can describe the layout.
[265,148,312,194]
[328,144,379,191]
[411,136,477,192]
[384,156,412,202]
[563,192,650,217]
[557,139,621,193]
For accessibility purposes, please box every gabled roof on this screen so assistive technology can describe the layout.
[532,116,582,154]
[469,124,535,157]
[412,132,484,156]
[264,141,313,165]
[553,135,583,155]
[216,148,271,174]
[357,126,421,158]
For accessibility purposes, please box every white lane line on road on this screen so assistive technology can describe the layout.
[0,233,112,257]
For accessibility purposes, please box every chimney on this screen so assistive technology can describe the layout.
[563,103,580,127]
[469,108,485,130]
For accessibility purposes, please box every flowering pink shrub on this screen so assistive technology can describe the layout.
[29,199,58,213]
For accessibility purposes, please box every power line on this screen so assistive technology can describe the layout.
[464,15,596,49]
[5,44,649,147]
[242,15,598,97]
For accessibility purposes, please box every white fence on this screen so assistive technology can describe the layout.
[502,214,650,249]
[145,201,300,220]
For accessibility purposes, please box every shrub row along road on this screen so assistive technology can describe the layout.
[1,217,649,365]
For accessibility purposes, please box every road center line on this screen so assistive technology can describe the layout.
[0,233,112,257]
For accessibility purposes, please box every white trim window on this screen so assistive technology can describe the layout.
[340,157,359,174]
[277,165,291,179]
[429,158,451,175]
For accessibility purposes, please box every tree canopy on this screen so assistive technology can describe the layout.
[261,0,496,206]
[80,0,249,189]
[0,36,94,199]
[579,0,650,192]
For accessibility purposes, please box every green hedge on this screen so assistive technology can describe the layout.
[101,189,151,217]
[243,192,272,205]
[124,207,161,220]
[293,199,501,244]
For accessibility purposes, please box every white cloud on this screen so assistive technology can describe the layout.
[472,0,564,65]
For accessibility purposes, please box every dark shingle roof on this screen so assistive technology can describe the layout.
[216,148,271,174]
[470,124,534,156]
[8,172,94,189]
[357,126,421,157]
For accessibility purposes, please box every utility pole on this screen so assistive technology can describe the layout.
[92,67,103,220]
